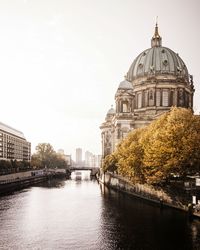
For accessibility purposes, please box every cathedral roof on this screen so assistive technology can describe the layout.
[126,24,189,82]
[118,80,133,90]
[107,106,115,115]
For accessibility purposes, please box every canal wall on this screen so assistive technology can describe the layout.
[99,171,200,218]
[0,175,48,195]
[0,171,33,182]
[0,169,68,195]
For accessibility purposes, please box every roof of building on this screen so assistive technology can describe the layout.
[118,80,133,90]
[107,106,115,115]
[0,122,26,139]
[126,24,189,82]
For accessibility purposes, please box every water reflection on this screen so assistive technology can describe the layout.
[99,184,200,250]
[0,177,200,249]
[71,170,91,181]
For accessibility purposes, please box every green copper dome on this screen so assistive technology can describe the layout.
[126,24,189,82]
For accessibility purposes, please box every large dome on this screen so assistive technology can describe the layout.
[127,24,189,82]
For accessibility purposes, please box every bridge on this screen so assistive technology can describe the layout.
[69,166,99,176]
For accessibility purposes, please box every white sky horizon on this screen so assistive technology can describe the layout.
[0,0,199,161]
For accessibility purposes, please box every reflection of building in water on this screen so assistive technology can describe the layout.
[100,24,195,159]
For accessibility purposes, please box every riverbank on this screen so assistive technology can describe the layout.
[98,171,200,219]
[0,169,68,195]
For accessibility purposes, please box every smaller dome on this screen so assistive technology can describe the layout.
[107,106,115,115]
[118,80,133,90]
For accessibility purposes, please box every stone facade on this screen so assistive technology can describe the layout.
[100,24,195,159]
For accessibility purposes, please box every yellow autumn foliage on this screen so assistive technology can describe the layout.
[103,108,200,185]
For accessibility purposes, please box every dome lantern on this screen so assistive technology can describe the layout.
[151,22,162,47]
[127,24,189,82]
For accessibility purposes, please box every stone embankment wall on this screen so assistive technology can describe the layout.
[100,171,189,212]
[0,171,33,182]
[0,175,48,195]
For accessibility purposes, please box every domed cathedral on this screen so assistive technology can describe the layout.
[100,23,195,159]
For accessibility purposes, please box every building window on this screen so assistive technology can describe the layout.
[137,93,142,108]
[178,89,184,107]
[149,90,153,100]
[162,90,169,106]
[144,91,148,106]
[156,90,161,106]
[122,102,128,112]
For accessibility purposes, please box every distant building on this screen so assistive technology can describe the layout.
[85,150,93,168]
[57,149,72,166]
[64,155,72,166]
[95,155,102,168]
[85,151,101,168]
[76,148,82,164]
[100,24,194,159]
[57,149,64,155]
[0,122,31,161]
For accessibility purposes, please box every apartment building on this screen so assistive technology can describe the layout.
[0,122,31,161]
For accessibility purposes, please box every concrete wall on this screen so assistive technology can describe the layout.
[0,171,33,182]
[100,171,189,211]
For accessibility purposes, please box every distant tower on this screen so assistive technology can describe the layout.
[76,148,82,164]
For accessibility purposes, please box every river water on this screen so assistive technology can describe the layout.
[0,171,200,250]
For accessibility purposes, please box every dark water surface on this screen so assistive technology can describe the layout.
[0,171,200,250]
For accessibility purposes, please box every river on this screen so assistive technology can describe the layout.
[0,170,200,250]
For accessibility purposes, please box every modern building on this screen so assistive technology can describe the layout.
[100,24,195,159]
[0,122,31,161]
[85,150,94,168]
[76,148,82,164]
[94,155,102,168]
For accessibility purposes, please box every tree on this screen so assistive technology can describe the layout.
[116,128,145,183]
[103,108,200,185]
[31,143,70,169]
[142,108,200,183]
[102,153,118,172]
[33,143,56,168]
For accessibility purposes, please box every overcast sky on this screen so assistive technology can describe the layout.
[0,0,199,160]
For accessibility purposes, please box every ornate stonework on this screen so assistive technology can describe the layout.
[100,25,195,159]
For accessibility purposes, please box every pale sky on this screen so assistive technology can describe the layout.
[0,0,199,160]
